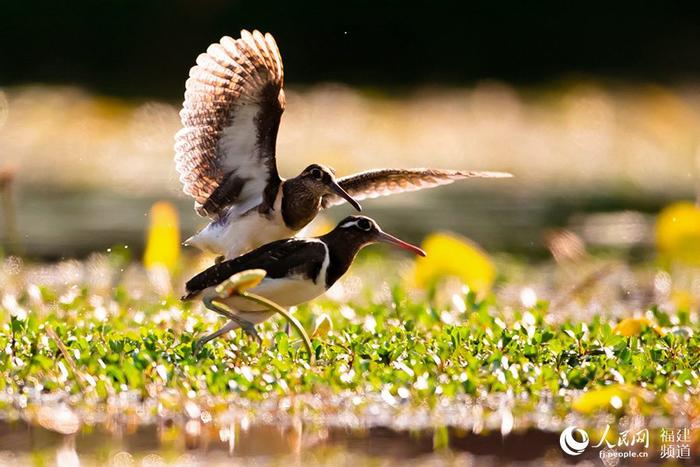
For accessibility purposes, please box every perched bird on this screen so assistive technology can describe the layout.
[183,215,425,349]
[175,29,511,260]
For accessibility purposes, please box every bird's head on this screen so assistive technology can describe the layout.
[297,164,362,211]
[332,215,426,256]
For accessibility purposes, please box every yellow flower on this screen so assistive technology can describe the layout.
[613,317,664,337]
[412,232,495,294]
[671,289,697,311]
[572,385,636,414]
[143,201,180,273]
[656,202,700,266]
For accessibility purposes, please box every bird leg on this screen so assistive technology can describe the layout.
[202,296,262,343]
[238,291,315,365]
[194,320,238,355]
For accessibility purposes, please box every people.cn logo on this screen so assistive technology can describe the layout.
[560,426,590,456]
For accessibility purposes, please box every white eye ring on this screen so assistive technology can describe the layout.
[310,168,323,180]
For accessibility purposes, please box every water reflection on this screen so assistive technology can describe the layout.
[0,420,615,466]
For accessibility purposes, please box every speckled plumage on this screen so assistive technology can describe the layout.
[174,30,284,218]
[322,168,511,208]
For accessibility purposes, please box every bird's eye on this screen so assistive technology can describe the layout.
[357,219,371,231]
[310,168,323,180]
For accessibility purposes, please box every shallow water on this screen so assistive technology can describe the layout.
[0,420,632,466]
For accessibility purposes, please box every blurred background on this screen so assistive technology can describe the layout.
[3,0,700,259]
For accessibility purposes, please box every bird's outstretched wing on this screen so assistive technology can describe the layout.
[183,239,327,299]
[175,30,285,218]
[321,168,512,209]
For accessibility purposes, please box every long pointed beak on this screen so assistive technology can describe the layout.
[330,181,362,212]
[376,231,426,257]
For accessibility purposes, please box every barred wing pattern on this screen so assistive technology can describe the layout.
[175,30,285,218]
[321,169,512,209]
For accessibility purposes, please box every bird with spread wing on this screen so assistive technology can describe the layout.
[175,30,512,261]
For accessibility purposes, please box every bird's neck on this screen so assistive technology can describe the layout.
[320,231,366,287]
[280,179,321,231]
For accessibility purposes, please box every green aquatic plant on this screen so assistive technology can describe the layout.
[0,256,698,432]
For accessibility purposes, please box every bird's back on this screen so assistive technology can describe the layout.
[183,238,327,299]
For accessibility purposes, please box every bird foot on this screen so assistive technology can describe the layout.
[199,290,265,354]
[239,319,262,344]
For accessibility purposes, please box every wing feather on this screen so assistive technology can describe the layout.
[175,30,285,218]
[265,33,284,80]
[321,168,512,209]
[194,53,237,79]
[183,239,326,299]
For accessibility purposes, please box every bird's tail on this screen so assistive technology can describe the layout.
[183,229,224,256]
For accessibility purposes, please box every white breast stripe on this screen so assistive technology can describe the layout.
[316,241,330,285]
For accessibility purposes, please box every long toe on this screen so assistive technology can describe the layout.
[242,323,262,344]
